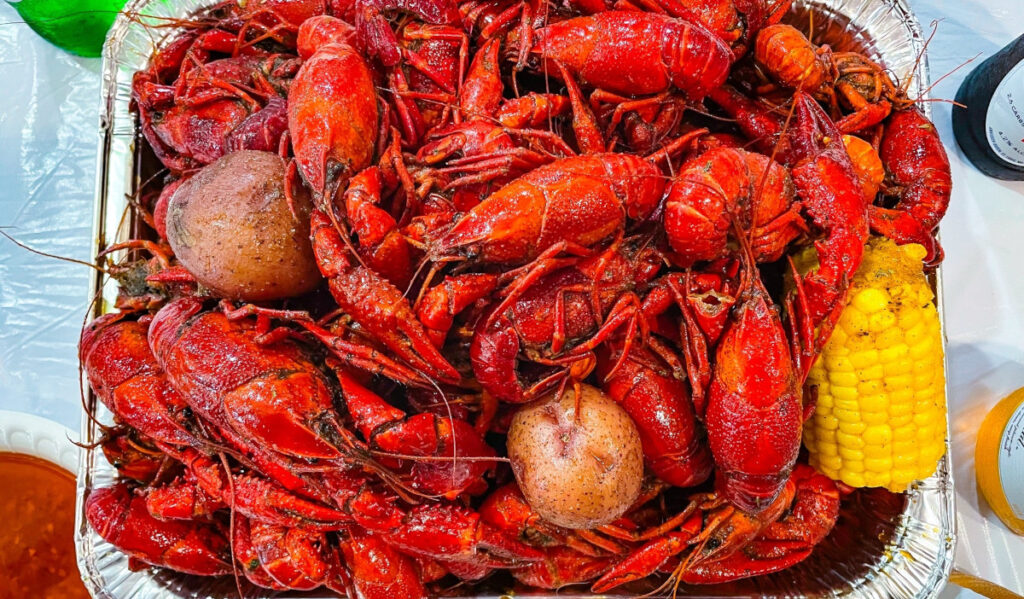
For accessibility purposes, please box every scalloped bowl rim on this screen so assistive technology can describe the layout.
[0,409,80,473]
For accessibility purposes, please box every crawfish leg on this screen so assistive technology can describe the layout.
[311,209,460,383]
[591,530,695,592]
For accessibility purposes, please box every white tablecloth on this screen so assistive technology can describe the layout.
[0,1,1021,595]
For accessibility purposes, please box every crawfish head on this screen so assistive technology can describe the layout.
[289,27,379,200]
[148,297,362,461]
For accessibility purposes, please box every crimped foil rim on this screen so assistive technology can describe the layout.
[77,0,956,596]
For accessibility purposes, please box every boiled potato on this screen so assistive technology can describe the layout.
[166,150,322,301]
[507,384,644,529]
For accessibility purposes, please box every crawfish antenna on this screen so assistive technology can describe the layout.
[0,228,108,274]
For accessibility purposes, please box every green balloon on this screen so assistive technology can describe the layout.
[8,0,128,57]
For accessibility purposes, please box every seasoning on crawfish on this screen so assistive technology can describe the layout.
[80,0,953,594]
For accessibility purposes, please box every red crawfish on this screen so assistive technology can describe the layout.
[86,482,232,576]
[328,146,697,385]
[478,482,643,587]
[708,88,869,358]
[232,516,347,591]
[81,308,345,509]
[679,464,840,583]
[335,368,496,499]
[528,11,733,100]
[354,0,461,67]
[309,207,462,383]
[376,502,547,569]
[289,15,379,201]
[664,146,804,266]
[147,297,370,461]
[469,244,663,404]
[100,428,165,484]
[80,312,199,448]
[343,37,573,283]
[597,340,714,488]
[224,0,339,49]
[842,133,886,203]
[702,243,802,514]
[414,37,575,209]
[132,29,298,172]
[564,0,792,57]
[592,463,840,590]
[340,527,429,599]
[143,445,353,531]
[287,17,463,383]
[753,24,918,133]
[431,152,666,265]
[871,107,951,265]
[332,163,415,290]
[512,546,614,589]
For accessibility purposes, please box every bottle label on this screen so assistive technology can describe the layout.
[986,60,1024,167]
[998,401,1024,520]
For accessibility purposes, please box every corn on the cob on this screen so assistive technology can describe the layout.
[802,237,946,492]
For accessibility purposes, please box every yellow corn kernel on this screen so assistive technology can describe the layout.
[857,364,885,381]
[850,349,879,369]
[801,238,946,492]
[863,425,893,446]
[888,414,914,429]
[817,442,839,457]
[838,420,866,435]
[852,288,888,313]
[873,327,903,350]
[837,431,865,450]
[830,371,860,388]
[863,411,890,425]
[864,471,889,487]
[818,414,839,431]
[825,354,854,372]
[858,394,888,414]
[880,344,909,362]
[838,446,863,461]
[863,443,889,459]
[834,398,861,412]
[868,310,897,332]
[831,385,859,402]
[841,470,866,488]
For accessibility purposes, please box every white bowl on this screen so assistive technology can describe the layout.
[0,410,79,472]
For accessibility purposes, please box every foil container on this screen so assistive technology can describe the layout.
[76,0,957,596]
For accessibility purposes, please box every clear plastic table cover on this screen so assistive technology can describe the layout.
[0,0,1022,596]
[0,3,101,430]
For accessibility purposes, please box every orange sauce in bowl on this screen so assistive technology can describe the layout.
[0,452,90,599]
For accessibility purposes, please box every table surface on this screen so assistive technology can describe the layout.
[1,0,1022,596]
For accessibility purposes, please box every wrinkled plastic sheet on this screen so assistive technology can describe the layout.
[0,0,1022,596]
[0,3,100,430]
[908,1,1024,597]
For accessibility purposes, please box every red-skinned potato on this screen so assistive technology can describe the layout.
[165,150,322,301]
[506,385,644,529]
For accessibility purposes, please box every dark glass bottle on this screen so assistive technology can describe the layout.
[952,33,1024,180]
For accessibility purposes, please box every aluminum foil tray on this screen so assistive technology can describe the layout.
[77,0,956,596]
